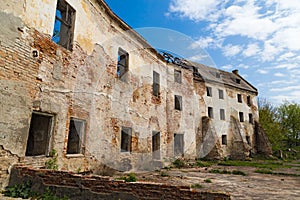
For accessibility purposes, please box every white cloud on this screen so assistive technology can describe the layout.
[221,64,233,70]
[190,37,214,49]
[274,72,285,77]
[256,69,268,74]
[243,43,260,57]
[188,54,209,62]
[222,44,242,57]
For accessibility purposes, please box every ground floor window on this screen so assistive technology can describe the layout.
[174,133,184,156]
[222,135,227,145]
[67,118,86,154]
[25,112,53,156]
[121,127,132,152]
[152,131,160,159]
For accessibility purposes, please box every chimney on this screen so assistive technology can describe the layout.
[232,69,239,75]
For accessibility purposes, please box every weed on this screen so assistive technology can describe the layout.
[209,169,220,173]
[195,160,212,167]
[232,170,247,176]
[209,169,246,176]
[39,188,68,200]
[191,183,203,188]
[204,179,212,183]
[160,171,169,177]
[45,149,58,170]
[117,173,137,182]
[76,167,81,173]
[173,159,185,168]
[2,181,35,199]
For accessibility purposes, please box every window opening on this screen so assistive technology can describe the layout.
[174,134,184,156]
[220,109,225,120]
[67,118,85,154]
[207,87,212,97]
[239,112,244,122]
[117,48,129,81]
[152,131,160,159]
[219,89,224,99]
[222,135,227,145]
[121,127,132,152]
[208,107,214,118]
[153,71,160,97]
[237,94,242,103]
[174,95,182,111]
[174,69,182,83]
[249,113,253,124]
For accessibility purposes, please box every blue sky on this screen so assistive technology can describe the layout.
[105,0,300,104]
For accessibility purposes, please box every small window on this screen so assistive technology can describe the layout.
[236,78,241,84]
[246,136,251,145]
[174,69,182,83]
[175,95,182,111]
[26,112,53,156]
[216,72,220,78]
[117,48,129,81]
[52,0,76,50]
[247,95,251,106]
[153,71,160,97]
[218,89,224,99]
[237,94,242,103]
[208,107,214,118]
[239,112,244,122]
[121,127,132,152]
[249,113,253,124]
[152,131,160,159]
[222,135,227,145]
[220,109,225,120]
[207,87,212,97]
[67,118,86,154]
[174,134,184,156]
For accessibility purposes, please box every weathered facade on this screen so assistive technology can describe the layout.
[0,0,264,189]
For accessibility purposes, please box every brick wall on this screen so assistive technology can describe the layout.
[8,165,230,200]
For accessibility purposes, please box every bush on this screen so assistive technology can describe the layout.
[173,159,185,168]
[232,170,247,176]
[45,149,58,170]
[3,181,35,199]
[204,179,212,183]
[191,183,203,189]
[118,173,137,182]
[195,160,212,167]
[160,171,169,177]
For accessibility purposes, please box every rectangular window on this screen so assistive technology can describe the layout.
[216,72,221,78]
[175,95,182,111]
[208,107,214,118]
[207,87,212,97]
[67,118,86,154]
[247,95,251,106]
[121,127,132,152]
[174,134,184,156]
[153,71,160,97]
[237,94,242,103]
[249,113,253,124]
[246,136,251,145]
[52,0,75,50]
[239,112,244,122]
[117,48,129,81]
[218,89,224,99]
[152,131,160,160]
[236,78,241,84]
[220,109,225,120]
[222,135,227,145]
[26,112,53,156]
[174,69,182,83]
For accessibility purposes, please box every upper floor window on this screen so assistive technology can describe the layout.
[174,69,182,83]
[247,95,251,106]
[216,72,220,78]
[121,127,132,152]
[237,94,242,103]
[220,109,225,120]
[117,48,129,81]
[208,107,214,118]
[52,0,76,50]
[219,89,224,99]
[153,71,160,97]
[239,112,244,122]
[174,95,182,111]
[236,78,241,84]
[249,113,253,124]
[207,87,212,97]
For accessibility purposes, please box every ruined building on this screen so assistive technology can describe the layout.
[0,0,269,189]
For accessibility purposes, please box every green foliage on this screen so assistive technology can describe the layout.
[45,149,58,170]
[218,160,286,169]
[232,170,246,176]
[3,181,35,199]
[191,183,203,189]
[118,173,137,182]
[172,159,185,168]
[209,168,246,176]
[254,169,300,177]
[38,188,68,200]
[160,171,169,177]
[204,179,212,183]
[195,160,213,167]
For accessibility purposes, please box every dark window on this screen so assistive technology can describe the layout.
[174,134,184,156]
[220,109,225,120]
[236,78,241,84]
[247,95,251,106]
[67,118,85,154]
[219,89,224,99]
[208,107,214,118]
[175,95,182,111]
[26,112,53,156]
[174,69,182,83]
[117,48,129,81]
[121,127,132,152]
[239,112,244,122]
[152,131,160,159]
[207,87,212,97]
[246,136,251,145]
[153,71,160,97]
[222,135,227,145]
[52,0,75,50]
[237,94,242,103]
[249,113,253,124]
[216,72,220,78]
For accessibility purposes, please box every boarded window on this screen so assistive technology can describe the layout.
[52,0,75,50]
[152,131,160,159]
[237,94,242,103]
[222,135,227,145]
[219,89,224,99]
[239,112,244,122]
[174,69,182,83]
[220,109,225,120]
[67,118,85,154]
[174,134,184,156]
[26,112,53,156]
[153,71,160,97]
[249,113,253,124]
[174,95,182,111]
[208,107,213,118]
[121,127,132,152]
[207,87,212,97]
[247,95,251,106]
[117,48,129,81]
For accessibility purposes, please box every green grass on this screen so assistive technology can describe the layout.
[217,160,289,170]
[209,169,247,176]
[255,169,299,177]
[160,171,169,177]
[195,160,213,167]
[191,183,203,189]
[232,170,247,176]
[204,179,212,183]
[173,159,185,168]
[117,173,137,182]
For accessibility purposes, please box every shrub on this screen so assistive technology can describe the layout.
[45,149,58,170]
[3,181,35,199]
[173,159,185,168]
[191,183,203,189]
[204,179,212,183]
[118,173,137,182]
[160,171,169,177]
[232,170,247,176]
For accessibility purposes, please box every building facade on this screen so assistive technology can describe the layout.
[0,0,267,189]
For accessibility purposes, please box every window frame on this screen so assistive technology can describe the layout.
[220,109,225,120]
[117,48,129,81]
[153,71,160,97]
[222,135,227,145]
[121,127,132,153]
[237,94,242,103]
[174,69,182,84]
[207,87,212,97]
[239,112,244,122]
[174,95,182,111]
[152,131,161,160]
[66,118,86,155]
[174,133,184,156]
[218,89,224,99]
[208,107,214,118]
